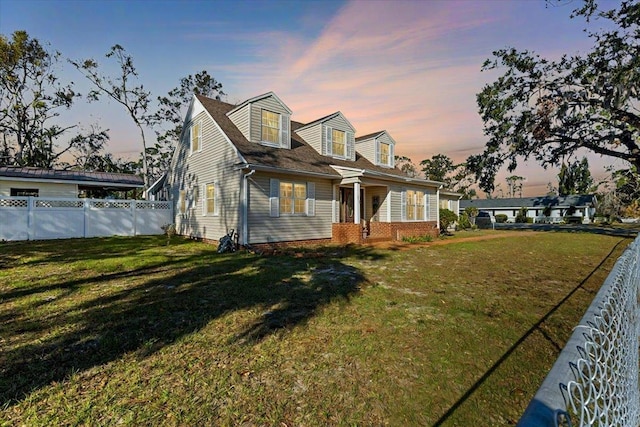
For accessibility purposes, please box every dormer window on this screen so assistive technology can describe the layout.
[262,110,279,144]
[324,125,354,160]
[379,142,390,165]
[332,129,346,157]
[376,139,394,167]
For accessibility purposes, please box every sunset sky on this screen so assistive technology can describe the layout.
[0,0,624,195]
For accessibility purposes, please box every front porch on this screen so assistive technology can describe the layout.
[330,180,438,244]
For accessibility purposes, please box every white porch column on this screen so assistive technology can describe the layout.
[354,181,361,224]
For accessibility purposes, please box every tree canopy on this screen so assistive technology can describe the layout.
[0,30,108,169]
[558,156,594,195]
[468,0,640,192]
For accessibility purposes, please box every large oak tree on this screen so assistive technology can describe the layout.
[468,0,640,192]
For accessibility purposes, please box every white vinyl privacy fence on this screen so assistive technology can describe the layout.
[518,235,640,427]
[0,197,173,241]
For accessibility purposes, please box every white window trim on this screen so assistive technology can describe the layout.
[269,178,316,217]
[325,126,354,160]
[202,182,220,216]
[402,189,427,221]
[377,140,394,167]
[261,109,281,147]
[179,189,186,214]
[190,119,202,155]
[190,185,199,211]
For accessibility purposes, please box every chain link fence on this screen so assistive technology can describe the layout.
[518,236,640,426]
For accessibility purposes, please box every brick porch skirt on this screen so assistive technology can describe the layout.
[331,221,438,244]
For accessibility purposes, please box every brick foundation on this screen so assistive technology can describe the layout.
[331,223,365,244]
[332,221,438,244]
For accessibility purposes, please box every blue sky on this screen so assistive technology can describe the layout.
[0,0,620,195]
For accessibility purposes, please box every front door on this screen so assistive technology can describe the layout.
[340,187,365,223]
[341,188,355,223]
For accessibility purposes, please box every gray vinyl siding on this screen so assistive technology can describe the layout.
[367,186,389,222]
[387,185,438,222]
[296,124,322,153]
[169,110,242,240]
[247,172,333,244]
[355,138,376,165]
[388,186,403,222]
[249,96,290,144]
[0,181,78,197]
[324,114,353,132]
[227,105,250,141]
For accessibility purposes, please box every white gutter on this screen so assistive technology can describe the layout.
[241,169,256,246]
[235,163,339,179]
[436,185,442,231]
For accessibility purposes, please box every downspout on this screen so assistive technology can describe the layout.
[242,169,256,246]
[436,185,442,232]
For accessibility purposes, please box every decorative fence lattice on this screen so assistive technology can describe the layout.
[0,197,173,241]
[518,236,640,427]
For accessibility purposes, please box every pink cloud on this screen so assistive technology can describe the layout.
[209,0,603,196]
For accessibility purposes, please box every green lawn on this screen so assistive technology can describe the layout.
[0,231,632,426]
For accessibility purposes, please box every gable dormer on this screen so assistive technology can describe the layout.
[226,91,292,149]
[296,112,356,161]
[355,130,396,168]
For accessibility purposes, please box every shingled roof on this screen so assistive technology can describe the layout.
[195,94,413,180]
[0,167,144,187]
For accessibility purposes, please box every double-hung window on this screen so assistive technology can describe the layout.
[405,190,425,220]
[332,129,346,157]
[179,190,186,213]
[262,110,280,145]
[190,120,201,153]
[269,178,315,217]
[279,182,307,215]
[204,183,220,216]
[379,142,390,165]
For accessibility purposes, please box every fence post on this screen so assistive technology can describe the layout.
[83,199,90,238]
[131,200,136,236]
[27,197,35,241]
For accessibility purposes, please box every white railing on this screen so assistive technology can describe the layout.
[518,236,640,426]
[0,196,173,241]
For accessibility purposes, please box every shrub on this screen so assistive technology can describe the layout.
[402,234,433,243]
[495,214,508,223]
[464,207,479,225]
[457,212,471,230]
[622,200,640,218]
[439,208,458,233]
[515,207,528,223]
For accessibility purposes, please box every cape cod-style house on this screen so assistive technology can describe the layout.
[157,91,444,246]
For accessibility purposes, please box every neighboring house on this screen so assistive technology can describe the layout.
[158,91,443,246]
[0,167,144,198]
[460,195,598,223]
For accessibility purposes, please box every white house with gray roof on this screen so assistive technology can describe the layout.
[460,195,598,223]
[160,91,444,246]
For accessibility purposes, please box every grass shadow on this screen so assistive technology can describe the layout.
[0,237,385,407]
[432,237,630,426]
